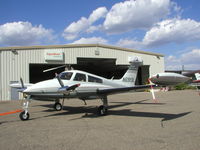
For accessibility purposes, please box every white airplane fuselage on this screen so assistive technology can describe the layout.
[24,70,131,100]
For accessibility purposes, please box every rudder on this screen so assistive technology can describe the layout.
[120,56,143,86]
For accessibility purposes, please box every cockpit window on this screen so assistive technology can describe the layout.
[88,75,103,83]
[59,72,73,80]
[74,73,86,82]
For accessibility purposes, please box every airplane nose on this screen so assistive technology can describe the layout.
[150,75,156,80]
[23,79,62,94]
[149,74,161,84]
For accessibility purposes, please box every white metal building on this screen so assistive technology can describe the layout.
[0,44,164,100]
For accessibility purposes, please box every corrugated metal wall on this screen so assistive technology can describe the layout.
[0,46,164,100]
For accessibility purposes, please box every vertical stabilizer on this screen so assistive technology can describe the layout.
[120,56,143,86]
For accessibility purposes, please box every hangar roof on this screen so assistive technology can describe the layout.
[0,44,164,57]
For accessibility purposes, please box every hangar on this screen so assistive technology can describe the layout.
[0,44,164,100]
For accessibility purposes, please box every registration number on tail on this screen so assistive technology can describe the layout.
[123,77,134,82]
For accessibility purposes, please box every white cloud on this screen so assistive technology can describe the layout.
[0,21,54,46]
[103,0,172,34]
[72,37,108,44]
[117,38,142,49]
[63,0,182,43]
[86,25,102,33]
[165,49,200,70]
[117,18,200,49]
[63,7,108,40]
[181,49,200,64]
[63,17,89,40]
[165,55,182,70]
[143,18,200,47]
[88,7,108,23]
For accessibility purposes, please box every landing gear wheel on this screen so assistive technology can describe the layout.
[19,111,30,121]
[98,105,108,116]
[54,102,62,111]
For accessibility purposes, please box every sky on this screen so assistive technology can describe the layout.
[0,0,200,70]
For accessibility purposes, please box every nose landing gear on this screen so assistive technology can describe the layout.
[19,98,30,121]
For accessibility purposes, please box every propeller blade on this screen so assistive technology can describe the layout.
[58,84,80,94]
[148,78,158,103]
[43,65,67,73]
[67,84,80,91]
[56,75,64,87]
[20,77,25,89]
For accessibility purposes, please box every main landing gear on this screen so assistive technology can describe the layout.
[53,99,64,111]
[98,96,108,116]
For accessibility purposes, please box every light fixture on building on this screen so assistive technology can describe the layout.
[11,50,18,55]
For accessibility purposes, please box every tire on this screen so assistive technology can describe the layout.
[98,105,108,116]
[54,102,62,111]
[19,111,30,121]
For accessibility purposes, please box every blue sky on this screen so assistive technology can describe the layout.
[0,0,200,70]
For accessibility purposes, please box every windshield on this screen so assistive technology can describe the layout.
[59,72,73,80]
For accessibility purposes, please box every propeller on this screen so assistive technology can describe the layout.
[20,77,25,89]
[56,74,80,93]
[43,65,67,73]
[56,75,64,87]
[148,78,158,103]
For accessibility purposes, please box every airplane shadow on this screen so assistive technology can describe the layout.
[0,99,191,126]
[38,99,163,115]
[34,99,191,126]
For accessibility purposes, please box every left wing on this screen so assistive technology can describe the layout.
[97,85,157,95]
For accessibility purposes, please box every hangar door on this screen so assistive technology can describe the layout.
[136,65,150,85]
[29,64,65,83]
[72,58,124,79]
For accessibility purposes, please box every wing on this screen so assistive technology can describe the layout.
[97,85,157,95]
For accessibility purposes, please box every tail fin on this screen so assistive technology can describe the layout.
[195,73,200,80]
[120,56,143,86]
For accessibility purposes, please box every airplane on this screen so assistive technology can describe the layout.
[149,72,190,86]
[11,56,161,121]
[193,73,200,83]
[189,73,200,92]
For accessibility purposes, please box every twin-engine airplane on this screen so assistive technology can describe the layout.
[149,71,200,86]
[12,57,160,121]
[150,72,190,86]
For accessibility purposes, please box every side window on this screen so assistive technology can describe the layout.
[74,73,86,82]
[88,75,103,83]
[59,72,73,80]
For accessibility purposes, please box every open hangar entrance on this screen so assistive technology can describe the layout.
[72,58,124,79]
[29,64,65,83]
[72,58,150,85]
[29,58,149,85]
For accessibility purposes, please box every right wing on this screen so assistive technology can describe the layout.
[97,85,157,95]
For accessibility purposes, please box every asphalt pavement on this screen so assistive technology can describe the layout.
[0,90,200,150]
